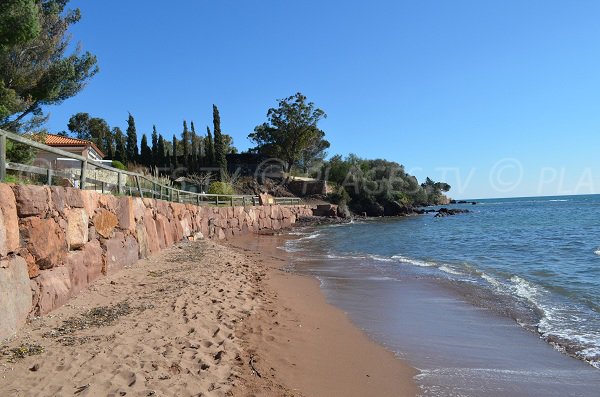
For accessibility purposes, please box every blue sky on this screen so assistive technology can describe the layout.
[43,0,600,199]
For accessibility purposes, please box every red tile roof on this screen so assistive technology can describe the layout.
[44,134,105,158]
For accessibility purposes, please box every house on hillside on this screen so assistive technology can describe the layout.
[34,134,117,188]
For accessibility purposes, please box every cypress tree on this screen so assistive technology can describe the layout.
[182,120,190,168]
[213,105,227,173]
[140,134,152,167]
[206,126,215,166]
[113,127,127,164]
[151,125,159,167]
[157,134,166,170]
[172,134,178,169]
[125,113,139,164]
[190,121,198,172]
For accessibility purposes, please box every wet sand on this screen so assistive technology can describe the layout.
[228,234,418,397]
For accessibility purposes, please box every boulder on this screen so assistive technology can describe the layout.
[0,257,32,340]
[93,209,118,238]
[65,240,103,295]
[65,208,89,249]
[21,217,67,269]
[0,184,20,257]
[103,232,139,275]
[12,184,49,217]
[32,266,71,316]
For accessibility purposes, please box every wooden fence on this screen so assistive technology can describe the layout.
[0,129,301,206]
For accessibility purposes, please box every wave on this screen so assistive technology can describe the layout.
[594,249,600,256]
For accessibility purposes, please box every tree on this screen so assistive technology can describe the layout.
[67,112,111,156]
[125,113,138,164]
[140,134,152,167]
[212,105,227,172]
[157,134,166,170]
[113,127,126,163]
[151,125,158,167]
[171,134,178,168]
[0,0,98,130]
[249,92,328,173]
[206,126,215,166]
[190,121,198,172]
[182,120,190,168]
[221,134,237,154]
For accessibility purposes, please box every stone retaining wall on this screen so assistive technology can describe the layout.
[0,183,313,340]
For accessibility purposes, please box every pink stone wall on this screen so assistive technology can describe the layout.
[0,183,313,340]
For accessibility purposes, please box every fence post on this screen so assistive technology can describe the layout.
[0,134,6,181]
[215,195,219,206]
[196,194,200,206]
[230,196,234,206]
[45,168,52,186]
[152,183,156,199]
[169,188,173,202]
[243,196,246,206]
[79,160,88,189]
[136,176,143,198]
[117,172,123,195]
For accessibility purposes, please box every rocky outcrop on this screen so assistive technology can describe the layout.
[434,208,470,217]
[0,182,312,339]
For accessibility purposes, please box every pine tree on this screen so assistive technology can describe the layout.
[157,134,166,170]
[213,105,227,173]
[151,125,159,167]
[113,127,127,164]
[125,113,139,164]
[182,120,190,169]
[172,134,178,169]
[206,126,215,166]
[140,134,152,167]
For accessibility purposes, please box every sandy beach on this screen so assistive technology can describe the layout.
[0,236,416,396]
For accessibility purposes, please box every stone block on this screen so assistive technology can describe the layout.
[21,217,67,270]
[103,232,139,275]
[65,240,103,295]
[0,256,32,340]
[115,196,135,233]
[93,209,118,238]
[12,184,49,217]
[32,266,71,316]
[0,184,19,257]
[65,208,89,249]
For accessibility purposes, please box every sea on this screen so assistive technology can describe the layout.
[282,194,600,396]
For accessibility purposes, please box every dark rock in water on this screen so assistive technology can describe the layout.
[293,216,352,227]
[450,200,477,205]
[383,200,415,216]
[434,207,470,217]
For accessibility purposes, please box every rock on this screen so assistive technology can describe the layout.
[0,256,32,340]
[115,196,135,233]
[136,223,149,259]
[12,185,49,217]
[65,240,103,295]
[49,186,67,215]
[32,266,71,316]
[65,208,89,250]
[19,249,39,278]
[143,210,160,254]
[434,208,470,217]
[103,233,139,275]
[21,217,67,270]
[0,184,20,257]
[65,188,85,208]
[93,209,118,238]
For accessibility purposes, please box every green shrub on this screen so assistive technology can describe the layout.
[208,181,235,195]
[111,160,127,170]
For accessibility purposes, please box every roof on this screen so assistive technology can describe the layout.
[45,134,105,158]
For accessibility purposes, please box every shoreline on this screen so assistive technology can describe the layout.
[226,233,418,397]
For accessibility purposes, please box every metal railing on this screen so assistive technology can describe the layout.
[0,129,302,207]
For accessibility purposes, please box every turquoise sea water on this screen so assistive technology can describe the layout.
[284,194,600,395]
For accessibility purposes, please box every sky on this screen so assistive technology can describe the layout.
[41,0,600,199]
